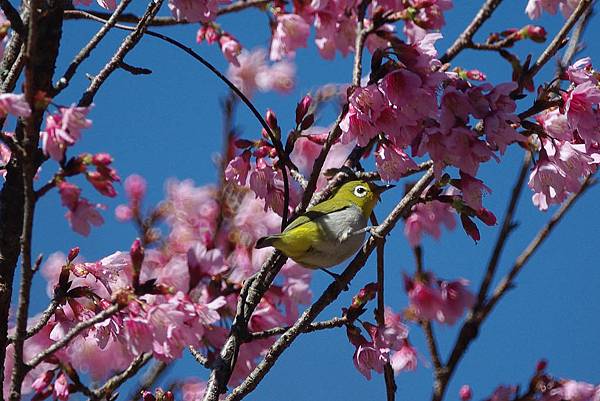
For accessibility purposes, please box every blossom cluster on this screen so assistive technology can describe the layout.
[528,58,600,210]
[525,0,579,19]
[7,175,314,400]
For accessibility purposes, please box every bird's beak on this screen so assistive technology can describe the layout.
[373,184,395,198]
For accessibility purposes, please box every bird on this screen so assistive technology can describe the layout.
[255,180,393,269]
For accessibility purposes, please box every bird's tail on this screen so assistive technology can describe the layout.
[255,235,278,249]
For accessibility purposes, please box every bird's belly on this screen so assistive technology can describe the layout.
[296,206,367,268]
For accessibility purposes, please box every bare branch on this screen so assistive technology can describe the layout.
[63,0,271,26]
[519,0,592,90]
[6,298,60,344]
[248,317,349,340]
[54,0,133,95]
[94,353,153,399]
[189,346,210,368]
[482,174,595,316]
[440,0,504,63]
[78,0,164,107]
[0,0,25,36]
[476,152,531,309]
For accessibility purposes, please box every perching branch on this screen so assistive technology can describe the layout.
[224,168,434,401]
[6,298,59,344]
[372,213,396,401]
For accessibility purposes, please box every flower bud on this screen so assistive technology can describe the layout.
[522,25,547,43]
[459,385,472,401]
[300,113,315,130]
[31,371,54,393]
[67,247,80,263]
[130,238,144,288]
[295,95,312,125]
[460,214,480,242]
[142,391,156,401]
[536,359,547,372]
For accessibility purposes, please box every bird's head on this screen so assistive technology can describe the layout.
[335,180,395,217]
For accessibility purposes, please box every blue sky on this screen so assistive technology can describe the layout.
[21,1,600,400]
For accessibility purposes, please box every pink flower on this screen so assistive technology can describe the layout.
[566,58,596,85]
[124,174,147,201]
[353,342,387,380]
[340,85,387,146]
[561,381,597,401]
[270,14,311,61]
[115,204,133,221]
[404,200,456,246]
[66,198,105,236]
[260,61,295,94]
[438,279,475,325]
[58,181,82,210]
[168,0,229,23]
[53,373,69,401]
[460,385,473,401]
[220,34,242,67]
[31,371,54,393]
[565,81,600,145]
[41,105,93,161]
[375,142,418,181]
[227,49,268,96]
[225,151,251,186]
[537,108,573,141]
[456,172,491,211]
[488,385,516,401]
[1,141,11,180]
[390,340,418,374]
[404,274,444,321]
[0,93,31,117]
[525,0,574,19]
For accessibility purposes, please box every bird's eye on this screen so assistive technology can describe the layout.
[353,185,368,198]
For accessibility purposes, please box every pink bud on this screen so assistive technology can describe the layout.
[91,153,113,166]
[300,113,315,130]
[536,359,547,372]
[124,174,147,202]
[115,204,133,221]
[130,238,144,268]
[53,373,69,401]
[459,385,472,401]
[265,109,279,131]
[219,34,241,67]
[466,69,486,81]
[31,371,54,393]
[523,25,547,43]
[476,208,497,226]
[295,95,312,125]
[163,391,174,401]
[142,391,156,401]
[67,247,80,263]
[460,215,480,242]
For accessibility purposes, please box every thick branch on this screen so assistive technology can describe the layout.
[94,353,152,399]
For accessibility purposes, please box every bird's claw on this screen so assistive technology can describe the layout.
[369,226,384,240]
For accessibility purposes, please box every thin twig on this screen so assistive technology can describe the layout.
[78,0,164,107]
[441,0,504,63]
[27,304,123,369]
[54,0,133,95]
[224,168,434,401]
[94,353,153,399]
[67,9,292,229]
[127,361,169,401]
[482,174,595,317]
[436,174,595,401]
[189,346,210,368]
[520,0,592,90]
[475,152,531,308]
[248,316,349,340]
[372,213,396,401]
[560,2,594,69]
[63,0,271,25]
[6,299,60,344]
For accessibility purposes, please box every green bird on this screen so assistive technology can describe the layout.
[255,180,392,268]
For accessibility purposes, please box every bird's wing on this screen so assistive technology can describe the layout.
[271,200,352,259]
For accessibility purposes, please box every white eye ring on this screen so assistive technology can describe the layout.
[353,185,368,198]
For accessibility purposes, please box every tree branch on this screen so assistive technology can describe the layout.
[78,0,164,107]
[224,168,434,401]
[54,0,133,95]
[94,353,153,400]
[248,316,349,340]
[26,303,123,370]
[440,0,504,64]
[6,298,59,344]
